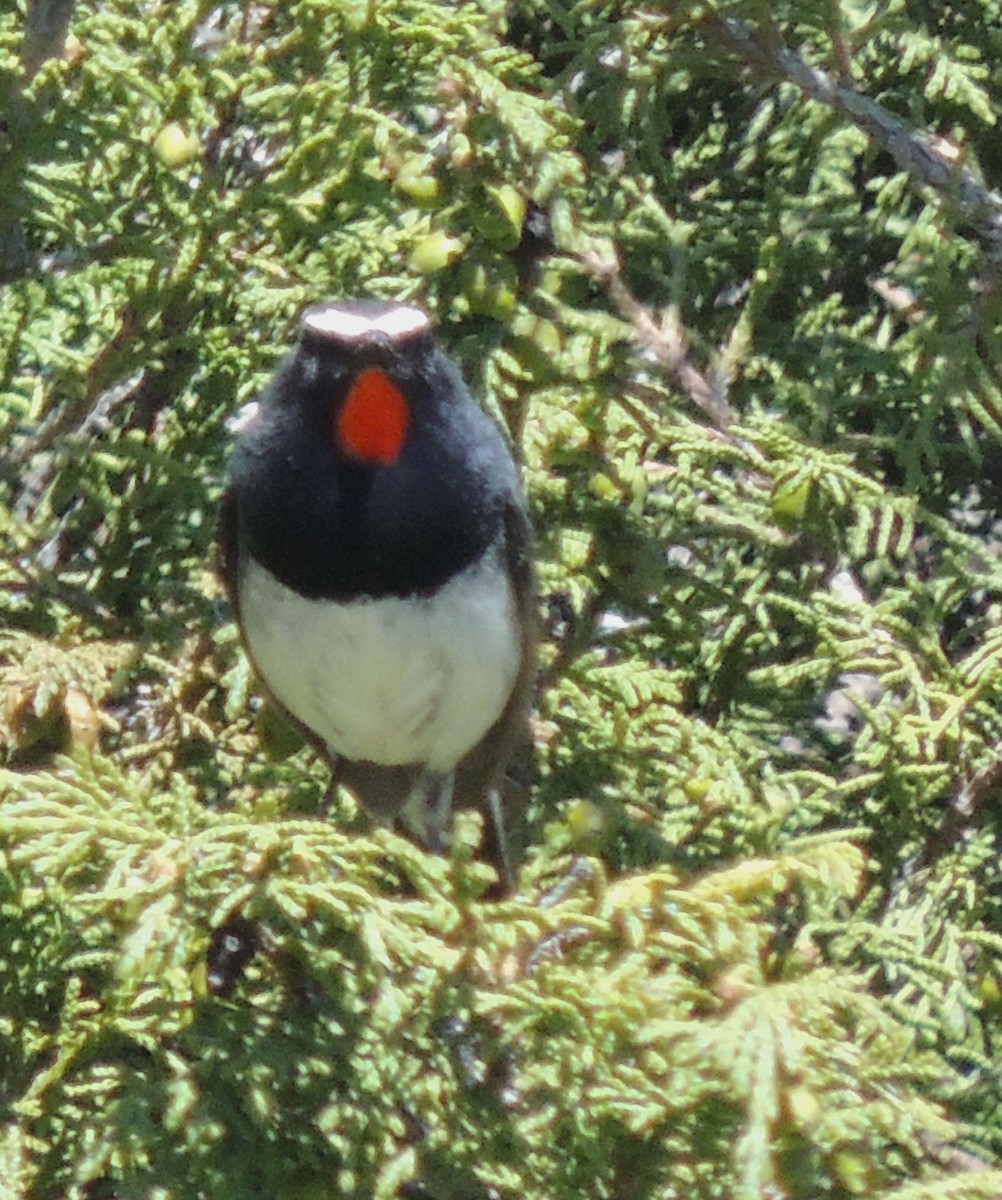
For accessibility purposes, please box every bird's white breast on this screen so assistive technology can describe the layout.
[238,549,521,770]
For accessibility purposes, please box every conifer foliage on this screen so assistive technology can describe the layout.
[2,1,1002,1196]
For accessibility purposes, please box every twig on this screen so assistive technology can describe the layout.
[919,753,1002,869]
[710,16,1002,256]
[581,249,736,429]
[917,1130,1002,1189]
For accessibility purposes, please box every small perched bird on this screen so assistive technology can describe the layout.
[219,300,535,881]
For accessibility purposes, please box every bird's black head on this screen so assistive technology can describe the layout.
[226,299,517,600]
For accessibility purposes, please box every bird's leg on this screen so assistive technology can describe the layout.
[486,786,513,893]
[425,770,455,852]
[320,752,343,816]
[400,769,454,851]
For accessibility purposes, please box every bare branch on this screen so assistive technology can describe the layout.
[580,249,736,429]
[711,16,1002,255]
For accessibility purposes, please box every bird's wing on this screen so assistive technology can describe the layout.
[216,486,241,613]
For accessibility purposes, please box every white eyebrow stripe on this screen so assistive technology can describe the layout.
[303,304,430,341]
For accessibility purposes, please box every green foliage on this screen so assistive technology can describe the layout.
[3,0,1002,1196]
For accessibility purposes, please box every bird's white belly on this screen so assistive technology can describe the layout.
[238,550,521,770]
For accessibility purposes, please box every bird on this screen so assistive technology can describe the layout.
[219,299,536,884]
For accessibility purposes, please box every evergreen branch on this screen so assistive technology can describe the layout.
[710,15,1002,254]
[3,0,1002,1190]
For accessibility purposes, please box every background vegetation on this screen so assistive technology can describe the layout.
[2,0,1002,1196]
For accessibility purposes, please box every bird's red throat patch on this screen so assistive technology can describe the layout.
[336,369,410,465]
